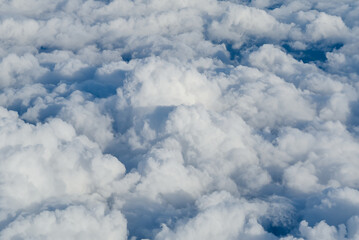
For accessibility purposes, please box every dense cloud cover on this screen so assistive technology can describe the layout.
[0,0,359,239]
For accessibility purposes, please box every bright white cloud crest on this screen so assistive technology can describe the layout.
[0,0,359,239]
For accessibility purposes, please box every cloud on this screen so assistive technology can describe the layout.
[155,191,276,240]
[305,12,350,42]
[0,203,128,240]
[119,58,221,108]
[0,54,48,88]
[0,0,359,239]
[0,107,125,221]
[208,4,292,47]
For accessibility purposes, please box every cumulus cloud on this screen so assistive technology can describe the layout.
[0,203,127,240]
[0,107,125,214]
[155,191,276,240]
[208,4,293,47]
[305,12,350,42]
[0,0,359,239]
[0,54,48,87]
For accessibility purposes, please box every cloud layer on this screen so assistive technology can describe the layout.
[1,0,359,239]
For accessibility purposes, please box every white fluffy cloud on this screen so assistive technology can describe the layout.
[0,203,127,240]
[305,12,350,42]
[0,54,48,87]
[0,107,126,222]
[208,4,293,47]
[155,191,276,240]
[0,0,359,239]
